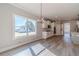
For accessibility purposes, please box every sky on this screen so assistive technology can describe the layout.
[15,16,26,26]
[15,15,36,26]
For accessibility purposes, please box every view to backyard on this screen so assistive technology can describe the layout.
[15,15,36,38]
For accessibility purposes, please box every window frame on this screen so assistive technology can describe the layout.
[14,14,27,39]
[13,14,37,40]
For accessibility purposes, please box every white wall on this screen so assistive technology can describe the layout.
[0,4,42,53]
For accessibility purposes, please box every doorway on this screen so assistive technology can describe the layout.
[64,23,71,42]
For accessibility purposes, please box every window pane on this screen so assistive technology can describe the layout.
[15,15,27,38]
[27,19,36,35]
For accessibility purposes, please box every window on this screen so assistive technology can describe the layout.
[15,15,27,38]
[15,15,36,38]
[27,19,36,35]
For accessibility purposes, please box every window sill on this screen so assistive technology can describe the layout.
[15,34,37,40]
[15,35,26,40]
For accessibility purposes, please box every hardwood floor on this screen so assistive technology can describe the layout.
[0,35,79,56]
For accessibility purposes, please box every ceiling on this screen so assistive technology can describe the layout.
[10,3,79,20]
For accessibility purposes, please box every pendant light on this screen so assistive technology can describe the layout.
[37,3,43,23]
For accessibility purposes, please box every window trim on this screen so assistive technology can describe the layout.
[14,14,37,40]
[14,14,27,39]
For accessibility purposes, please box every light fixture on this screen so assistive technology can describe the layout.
[37,3,43,23]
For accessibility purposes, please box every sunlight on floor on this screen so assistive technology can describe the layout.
[13,43,56,56]
[38,49,56,56]
[13,48,32,56]
[31,43,45,55]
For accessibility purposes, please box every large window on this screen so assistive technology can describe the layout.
[27,19,36,35]
[15,15,36,38]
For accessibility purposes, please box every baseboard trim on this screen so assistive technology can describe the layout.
[0,41,28,53]
[0,38,42,54]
